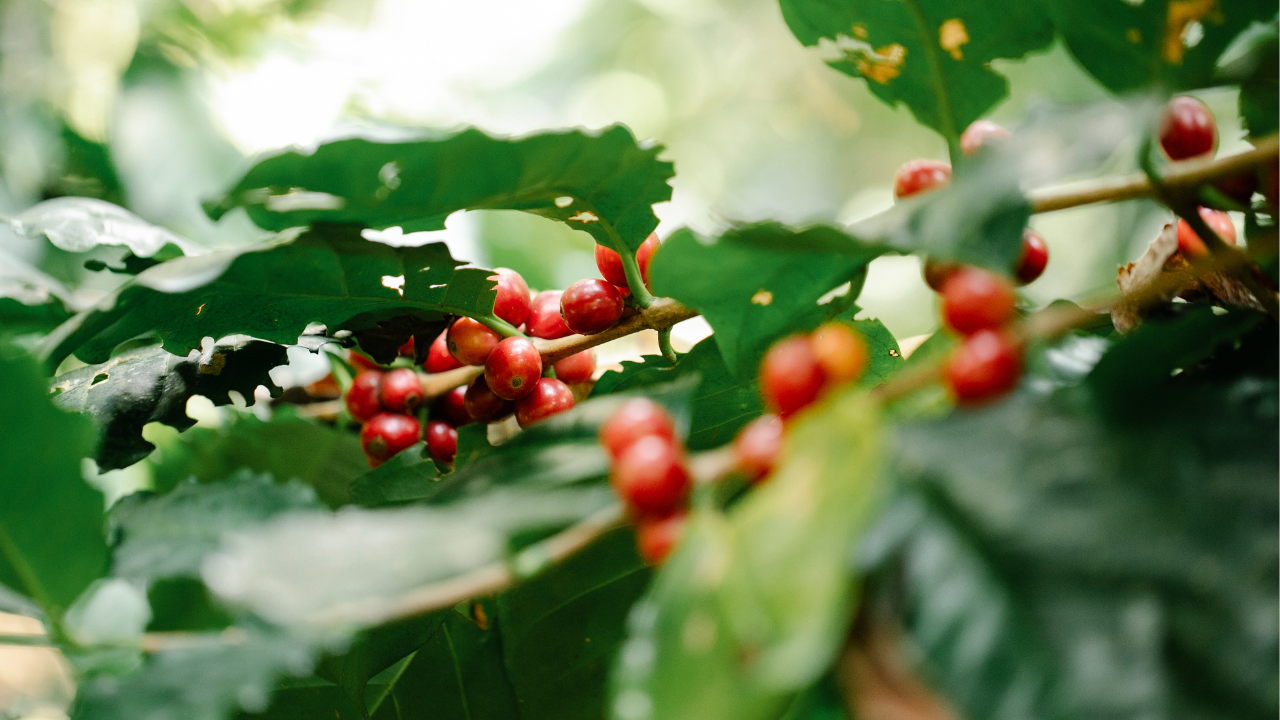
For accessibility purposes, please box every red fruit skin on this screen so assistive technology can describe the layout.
[894,159,951,199]
[940,268,1017,335]
[398,338,415,357]
[635,511,686,565]
[425,330,463,373]
[612,435,690,516]
[349,352,381,373]
[433,386,472,426]
[734,414,783,483]
[1158,96,1217,161]
[526,291,572,339]
[515,378,575,427]
[491,268,532,326]
[960,120,1009,155]
[561,279,624,335]
[759,336,826,419]
[595,233,660,288]
[1176,207,1237,257]
[464,376,515,423]
[1015,229,1049,285]
[484,337,543,401]
[378,368,425,413]
[600,398,677,459]
[554,350,596,385]
[426,421,458,465]
[346,370,384,422]
[361,413,422,466]
[1214,171,1258,205]
[448,317,502,366]
[945,330,1022,405]
[922,259,962,292]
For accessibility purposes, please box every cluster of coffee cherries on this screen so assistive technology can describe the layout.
[599,322,869,564]
[345,236,662,468]
[1156,96,1246,257]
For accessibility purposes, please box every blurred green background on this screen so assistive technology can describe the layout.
[0,0,1247,344]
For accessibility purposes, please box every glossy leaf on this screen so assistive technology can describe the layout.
[52,338,288,471]
[110,471,322,583]
[5,197,202,258]
[317,609,450,718]
[1218,17,1279,140]
[206,125,673,254]
[0,249,76,334]
[349,443,439,508]
[779,0,1053,143]
[39,225,499,373]
[0,344,108,618]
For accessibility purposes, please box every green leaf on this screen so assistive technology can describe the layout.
[237,683,367,720]
[0,249,75,335]
[51,338,289,471]
[109,471,323,583]
[611,390,885,720]
[778,0,1053,144]
[317,609,450,718]
[5,197,202,258]
[71,630,319,720]
[146,578,234,633]
[206,125,673,254]
[147,407,368,509]
[1218,17,1279,140]
[1049,0,1276,94]
[0,344,108,618]
[348,443,440,507]
[648,224,880,377]
[39,224,500,373]
[873,325,1279,720]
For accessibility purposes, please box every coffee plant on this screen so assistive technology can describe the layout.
[1,3,1277,720]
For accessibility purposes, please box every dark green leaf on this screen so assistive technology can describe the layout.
[648,224,879,377]
[147,407,370,509]
[317,610,450,718]
[0,250,75,334]
[39,225,499,373]
[146,578,234,633]
[206,125,673,254]
[109,470,322,583]
[779,0,1053,143]
[1218,17,1279,140]
[0,344,107,618]
[349,443,440,507]
[51,338,289,471]
[238,683,366,720]
[777,676,850,720]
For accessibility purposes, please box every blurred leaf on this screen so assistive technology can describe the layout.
[51,337,288,471]
[611,390,885,720]
[779,0,1053,143]
[146,578,234,633]
[237,683,366,720]
[498,527,650,720]
[51,124,125,204]
[1049,0,1276,94]
[0,249,75,334]
[870,331,1279,720]
[6,197,201,258]
[110,471,322,583]
[71,630,318,720]
[39,225,499,372]
[1218,17,1279,140]
[147,408,367,508]
[348,442,440,507]
[317,609,450,718]
[648,224,878,377]
[0,344,107,618]
[777,676,850,720]
[206,125,673,254]
[843,316,905,387]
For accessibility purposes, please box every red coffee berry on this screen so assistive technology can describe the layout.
[635,512,686,565]
[1158,96,1217,161]
[960,120,1009,155]
[425,329,462,373]
[378,368,426,413]
[612,435,690,516]
[945,329,1023,405]
[894,159,951,199]
[1177,207,1237,257]
[554,350,596,385]
[448,317,502,366]
[561,279,624,335]
[526,290,572,340]
[515,378,575,428]
[1264,164,1278,207]
[923,258,962,292]
[361,412,422,467]
[940,267,1017,335]
[464,376,514,424]
[345,370,383,422]
[1214,171,1258,205]
[600,398,677,459]
[734,414,783,483]
[759,335,825,419]
[433,385,472,426]
[398,338,415,357]
[491,268,532,326]
[811,323,867,386]
[1014,229,1049,285]
[349,352,380,373]
[484,337,543,401]
[595,233,660,288]
[425,420,458,465]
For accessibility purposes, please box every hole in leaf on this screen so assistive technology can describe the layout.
[91,373,109,386]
